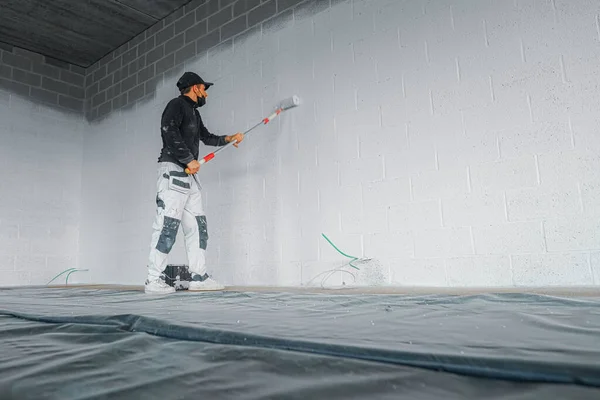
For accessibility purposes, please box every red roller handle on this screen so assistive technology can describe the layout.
[201,153,215,163]
[185,153,215,174]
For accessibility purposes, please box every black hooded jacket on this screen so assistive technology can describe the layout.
[157,95,227,168]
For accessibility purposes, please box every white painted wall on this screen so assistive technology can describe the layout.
[0,91,84,286]
[80,0,600,287]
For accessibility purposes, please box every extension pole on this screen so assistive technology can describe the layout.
[185,95,300,174]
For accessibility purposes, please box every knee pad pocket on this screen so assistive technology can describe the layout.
[195,215,208,250]
[156,216,181,254]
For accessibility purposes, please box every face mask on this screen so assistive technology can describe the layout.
[193,87,206,107]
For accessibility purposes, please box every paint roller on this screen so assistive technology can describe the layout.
[185,95,301,174]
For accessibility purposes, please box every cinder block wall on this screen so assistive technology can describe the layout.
[0,44,86,285]
[2,0,599,287]
[79,0,600,287]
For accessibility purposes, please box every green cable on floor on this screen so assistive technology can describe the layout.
[321,233,361,270]
[66,269,89,285]
[47,268,76,285]
[45,239,356,286]
[46,268,89,285]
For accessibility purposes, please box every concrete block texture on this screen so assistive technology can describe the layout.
[473,222,546,255]
[442,191,507,227]
[4,0,600,287]
[446,256,513,287]
[0,47,84,115]
[544,217,600,252]
[506,183,582,221]
[512,253,593,286]
[590,253,600,286]
[390,258,448,287]
[0,93,84,286]
[470,155,539,194]
[414,227,473,258]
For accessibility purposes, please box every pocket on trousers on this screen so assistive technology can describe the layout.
[196,215,208,250]
[168,171,191,195]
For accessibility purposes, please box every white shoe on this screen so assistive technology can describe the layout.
[145,278,176,294]
[188,273,225,291]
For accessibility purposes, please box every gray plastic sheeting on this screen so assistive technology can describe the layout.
[1,287,600,399]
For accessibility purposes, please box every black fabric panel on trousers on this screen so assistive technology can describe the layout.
[196,215,208,249]
[171,178,190,189]
[156,216,180,253]
[169,171,188,177]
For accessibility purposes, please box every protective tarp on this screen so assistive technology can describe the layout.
[1,287,599,399]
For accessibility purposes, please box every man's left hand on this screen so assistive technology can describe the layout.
[226,132,244,147]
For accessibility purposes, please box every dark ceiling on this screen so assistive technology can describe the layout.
[0,0,191,68]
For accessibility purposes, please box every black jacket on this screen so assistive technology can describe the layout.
[158,95,227,168]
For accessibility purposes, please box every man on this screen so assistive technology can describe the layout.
[145,71,244,294]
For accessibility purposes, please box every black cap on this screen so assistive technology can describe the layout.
[176,71,213,91]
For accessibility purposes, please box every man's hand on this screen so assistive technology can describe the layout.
[186,159,200,174]
[226,132,244,148]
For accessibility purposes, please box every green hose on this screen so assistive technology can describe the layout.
[46,268,90,285]
[65,269,89,285]
[46,268,76,285]
[321,233,361,270]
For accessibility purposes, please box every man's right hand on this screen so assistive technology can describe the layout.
[186,159,200,174]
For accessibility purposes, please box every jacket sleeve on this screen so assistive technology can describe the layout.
[161,99,195,165]
[198,113,228,147]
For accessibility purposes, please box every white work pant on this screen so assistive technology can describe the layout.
[147,162,208,281]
